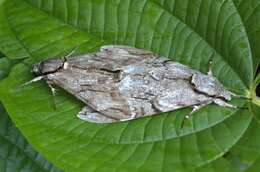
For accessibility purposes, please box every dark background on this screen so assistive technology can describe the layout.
[257,64,260,96]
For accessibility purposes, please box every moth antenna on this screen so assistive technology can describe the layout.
[230,92,249,99]
[64,45,80,59]
[19,76,44,87]
[236,106,249,110]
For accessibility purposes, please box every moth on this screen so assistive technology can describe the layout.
[26,45,237,123]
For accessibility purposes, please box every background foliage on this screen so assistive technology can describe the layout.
[0,0,259,171]
[0,53,62,171]
[0,103,62,172]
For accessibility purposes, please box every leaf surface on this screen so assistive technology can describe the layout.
[0,0,257,171]
[193,104,260,172]
[0,104,62,172]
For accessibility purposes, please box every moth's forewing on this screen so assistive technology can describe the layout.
[40,45,233,123]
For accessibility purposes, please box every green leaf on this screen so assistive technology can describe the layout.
[233,0,260,75]
[193,104,260,172]
[0,0,257,171]
[0,104,62,172]
[0,57,11,80]
[229,118,260,168]
[244,157,260,172]
[0,4,30,59]
[0,52,5,57]
[194,157,244,172]
[0,56,22,80]
[0,52,62,172]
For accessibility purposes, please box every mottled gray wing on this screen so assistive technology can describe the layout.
[46,45,160,121]
[46,45,213,123]
[65,45,159,71]
[47,67,135,120]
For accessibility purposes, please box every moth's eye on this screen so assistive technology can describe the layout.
[32,63,43,76]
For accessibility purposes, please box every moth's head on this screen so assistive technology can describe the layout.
[191,73,231,100]
[32,59,64,76]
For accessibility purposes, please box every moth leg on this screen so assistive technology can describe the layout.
[63,46,80,60]
[47,81,58,109]
[77,106,117,123]
[213,98,237,109]
[185,105,202,119]
[47,81,57,95]
[181,101,212,128]
[207,52,216,76]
